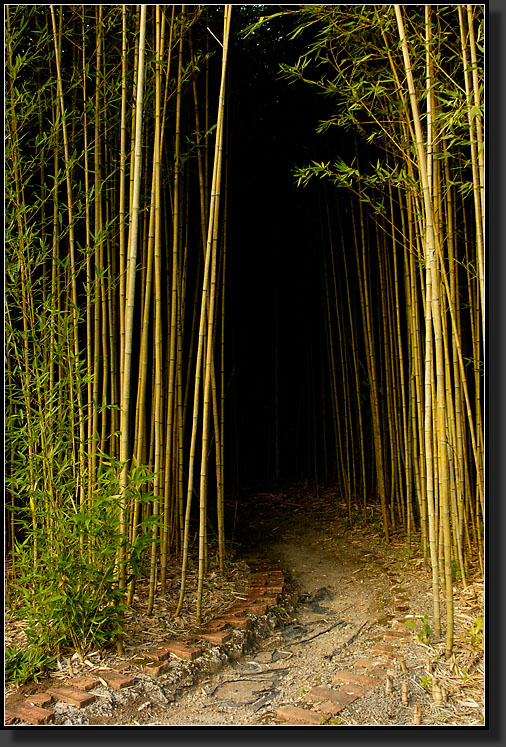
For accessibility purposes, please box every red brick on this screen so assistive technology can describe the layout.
[361,669,388,681]
[265,578,284,588]
[336,683,367,697]
[318,700,349,718]
[354,658,389,671]
[250,572,284,587]
[246,594,278,607]
[225,604,248,617]
[249,573,270,586]
[68,676,101,691]
[250,581,284,591]
[164,641,202,661]
[145,645,173,661]
[276,705,323,725]
[5,703,55,725]
[249,586,283,597]
[130,655,157,667]
[332,671,381,688]
[235,600,269,616]
[46,686,96,708]
[222,603,248,616]
[383,630,410,640]
[247,594,280,607]
[303,690,349,718]
[371,643,398,655]
[200,619,230,632]
[215,615,252,630]
[392,618,413,628]
[305,686,356,706]
[248,602,271,614]
[96,670,136,690]
[143,661,170,677]
[198,629,233,644]
[26,692,53,707]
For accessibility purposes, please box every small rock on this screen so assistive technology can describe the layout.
[311,587,333,603]
[142,681,171,705]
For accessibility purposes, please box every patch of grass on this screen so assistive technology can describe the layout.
[460,614,484,650]
[320,715,344,725]
[273,604,290,619]
[470,615,484,648]
[451,560,462,581]
[5,645,56,686]
[417,616,433,644]
[403,615,433,644]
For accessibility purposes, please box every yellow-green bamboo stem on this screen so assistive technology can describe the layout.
[119,4,147,591]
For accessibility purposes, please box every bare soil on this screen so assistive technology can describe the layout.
[5,484,484,727]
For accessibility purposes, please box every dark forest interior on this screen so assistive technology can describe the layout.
[228,20,326,486]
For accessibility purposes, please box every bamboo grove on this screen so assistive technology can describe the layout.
[261,4,484,657]
[6,4,483,665]
[6,5,232,657]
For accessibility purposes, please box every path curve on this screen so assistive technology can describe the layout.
[5,486,484,727]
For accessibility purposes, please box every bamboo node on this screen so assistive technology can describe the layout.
[401,680,409,705]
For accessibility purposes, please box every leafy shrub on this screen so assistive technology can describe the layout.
[23,551,127,657]
[7,461,157,677]
[9,488,129,663]
[5,645,56,686]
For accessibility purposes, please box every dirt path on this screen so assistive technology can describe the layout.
[5,485,484,727]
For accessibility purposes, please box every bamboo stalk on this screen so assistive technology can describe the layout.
[50,5,87,509]
[147,5,165,615]
[160,7,183,594]
[458,5,484,320]
[176,5,232,620]
[119,4,147,592]
[354,181,390,541]
[196,5,232,621]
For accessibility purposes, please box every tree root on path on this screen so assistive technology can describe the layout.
[328,620,369,660]
[289,619,349,646]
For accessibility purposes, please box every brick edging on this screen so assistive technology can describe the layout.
[5,566,422,727]
[275,618,417,725]
[5,557,292,726]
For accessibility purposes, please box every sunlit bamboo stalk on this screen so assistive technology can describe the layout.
[160,7,182,594]
[118,4,147,592]
[50,4,86,508]
[176,5,232,620]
